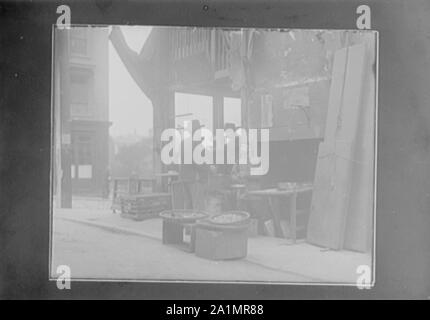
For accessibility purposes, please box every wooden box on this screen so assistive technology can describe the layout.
[161,219,196,252]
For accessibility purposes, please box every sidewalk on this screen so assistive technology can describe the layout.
[53,205,371,284]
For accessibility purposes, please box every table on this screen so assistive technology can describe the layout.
[247,184,313,242]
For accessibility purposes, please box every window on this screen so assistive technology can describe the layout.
[223,97,241,128]
[70,28,88,56]
[73,133,93,179]
[70,70,93,117]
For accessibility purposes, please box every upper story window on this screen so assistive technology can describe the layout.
[70,69,93,118]
[70,29,88,56]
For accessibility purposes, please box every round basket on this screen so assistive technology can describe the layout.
[159,209,209,223]
[208,211,250,226]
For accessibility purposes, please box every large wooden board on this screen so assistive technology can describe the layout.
[307,43,367,250]
[344,34,377,252]
[306,48,348,248]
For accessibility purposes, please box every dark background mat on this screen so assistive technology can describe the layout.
[0,0,429,299]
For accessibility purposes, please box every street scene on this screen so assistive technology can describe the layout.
[52,200,370,282]
[51,26,377,284]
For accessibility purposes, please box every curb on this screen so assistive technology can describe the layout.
[57,216,161,241]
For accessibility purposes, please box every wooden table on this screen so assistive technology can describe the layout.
[247,184,313,242]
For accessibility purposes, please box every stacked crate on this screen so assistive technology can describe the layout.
[120,193,171,221]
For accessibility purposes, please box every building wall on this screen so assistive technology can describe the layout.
[68,27,109,122]
[67,27,110,196]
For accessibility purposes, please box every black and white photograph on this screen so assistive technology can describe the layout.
[50,26,377,284]
[1,0,430,302]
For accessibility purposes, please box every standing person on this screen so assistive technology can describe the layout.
[178,119,205,210]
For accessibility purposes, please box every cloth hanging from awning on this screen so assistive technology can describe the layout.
[225,30,255,91]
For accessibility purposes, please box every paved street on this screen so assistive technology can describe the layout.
[51,202,372,284]
[52,219,312,282]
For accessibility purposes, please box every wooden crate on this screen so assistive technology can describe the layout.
[161,219,196,252]
[120,193,171,221]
